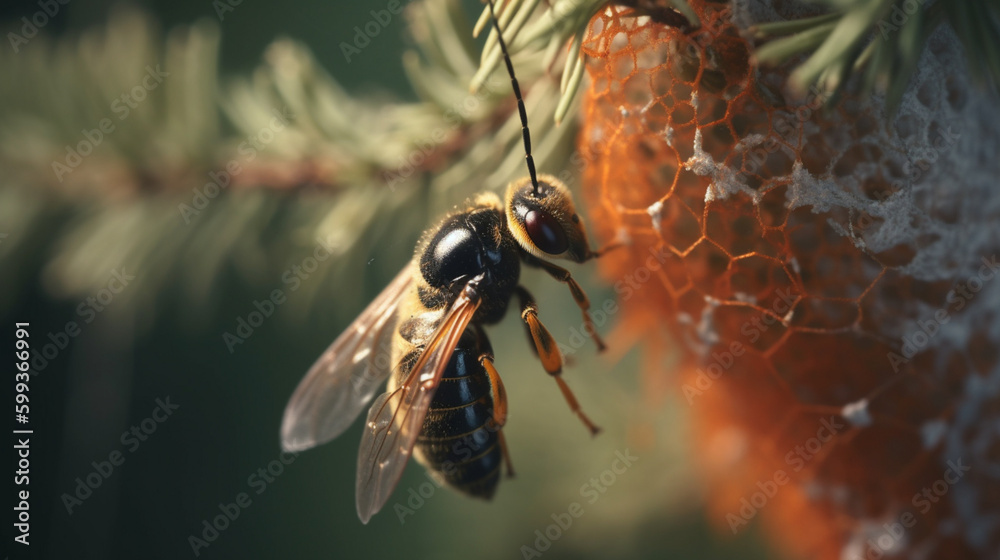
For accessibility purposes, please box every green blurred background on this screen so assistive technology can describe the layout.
[0,1,775,558]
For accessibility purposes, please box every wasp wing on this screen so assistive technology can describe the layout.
[281,267,413,453]
[354,279,483,523]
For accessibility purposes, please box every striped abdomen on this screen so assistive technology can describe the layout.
[411,329,502,499]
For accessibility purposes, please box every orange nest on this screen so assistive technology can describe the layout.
[578,2,1000,559]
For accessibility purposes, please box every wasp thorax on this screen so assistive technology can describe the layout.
[505,174,592,262]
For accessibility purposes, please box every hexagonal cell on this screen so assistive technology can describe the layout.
[799,135,834,176]
[702,122,736,161]
[709,34,750,81]
[623,72,653,106]
[674,283,708,319]
[811,422,924,518]
[918,187,963,225]
[711,303,789,354]
[657,245,693,294]
[649,63,674,98]
[604,138,674,210]
[669,39,701,81]
[857,268,916,337]
[670,77,693,102]
[768,408,855,474]
[706,199,780,258]
[759,144,796,180]
[682,238,732,298]
[866,360,952,427]
[787,297,859,330]
[645,99,671,135]
[728,254,797,308]
[635,33,670,66]
[699,68,727,94]
[832,142,882,179]
[670,102,695,126]
[944,73,968,111]
[769,330,895,406]
[785,206,884,299]
[611,48,636,81]
[851,207,885,238]
[655,194,702,253]
[700,348,797,435]
[729,95,772,139]
[697,94,729,126]
[649,160,681,195]
[871,242,917,268]
[672,166,709,216]
[757,184,791,228]
[672,120,704,161]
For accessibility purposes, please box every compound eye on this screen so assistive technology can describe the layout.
[524,209,568,255]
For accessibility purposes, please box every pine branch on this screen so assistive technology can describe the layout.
[752,0,1000,112]
[0,0,581,321]
[472,0,698,124]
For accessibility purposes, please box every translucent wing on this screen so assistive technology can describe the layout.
[281,267,413,453]
[354,278,484,523]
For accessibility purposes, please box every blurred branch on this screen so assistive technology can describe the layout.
[751,0,1000,112]
[0,0,580,326]
[472,0,698,124]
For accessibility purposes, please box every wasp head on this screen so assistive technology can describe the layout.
[505,174,593,263]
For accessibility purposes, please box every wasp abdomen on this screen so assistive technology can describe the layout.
[413,331,501,499]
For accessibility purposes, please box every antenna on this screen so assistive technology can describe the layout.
[487,0,540,196]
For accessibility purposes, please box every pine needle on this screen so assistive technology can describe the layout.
[753,0,1000,113]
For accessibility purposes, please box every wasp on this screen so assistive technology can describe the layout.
[280,0,612,523]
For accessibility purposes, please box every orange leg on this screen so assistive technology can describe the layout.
[476,327,515,477]
[515,286,601,436]
[496,428,515,478]
[533,260,607,352]
[553,376,601,436]
[480,352,508,429]
[586,240,623,260]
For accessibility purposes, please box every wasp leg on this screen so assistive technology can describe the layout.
[515,286,601,436]
[533,259,607,352]
[586,240,624,261]
[483,356,516,477]
[514,286,563,374]
[474,326,515,477]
